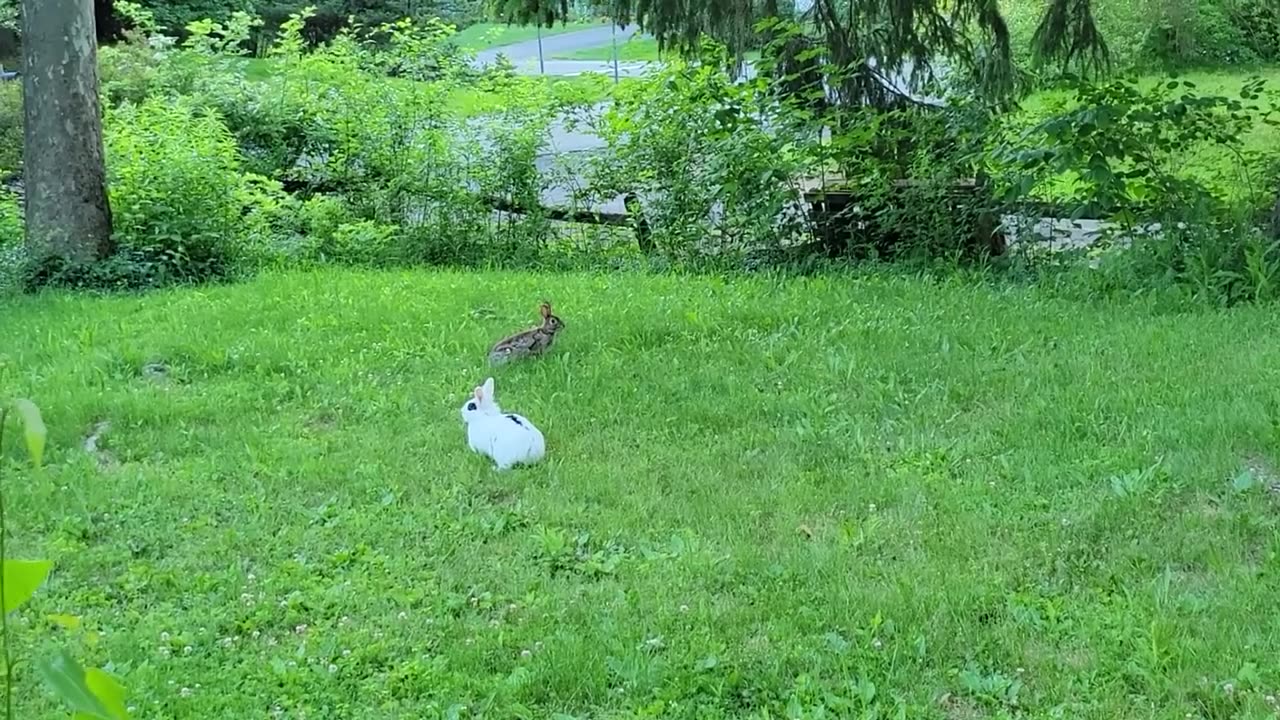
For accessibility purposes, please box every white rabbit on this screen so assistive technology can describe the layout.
[459,377,546,470]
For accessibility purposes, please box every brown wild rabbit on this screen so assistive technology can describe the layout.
[488,301,564,365]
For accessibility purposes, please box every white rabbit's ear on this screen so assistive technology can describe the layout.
[482,377,495,399]
[473,386,483,402]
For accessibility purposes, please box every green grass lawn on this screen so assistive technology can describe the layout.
[442,74,621,115]
[7,268,1280,717]
[554,36,664,61]
[553,36,762,63]
[452,20,603,50]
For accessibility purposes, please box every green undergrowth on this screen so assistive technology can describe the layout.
[5,268,1280,717]
[235,55,619,114]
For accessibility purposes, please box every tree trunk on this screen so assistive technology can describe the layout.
[20,0,113,264]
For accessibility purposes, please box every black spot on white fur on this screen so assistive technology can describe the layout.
[506,414,524,427]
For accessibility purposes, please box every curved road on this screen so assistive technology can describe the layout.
[473,23,653,77]
[469,24,650,211]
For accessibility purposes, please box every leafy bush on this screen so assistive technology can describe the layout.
[820,99,1005,262]
[140,0,485,46]
[1128,0,1280,67]
[98,40,167,107]
[253,193,403,267]
[183,9,264,55]
[145,0,255,35]
[104,97,275,283]
[1228,0,1280,61]
[28,6,584,280]
[97,2,174,105]
[996,76,1280,304]
[998,77,1277,214]
[0,186,18,239]
[0,81,20,175]
[585,50,821,265]
[1096,217,1280,304]
[344,16,476,83]
[0,187,21,293]
[1142,0,1259,66]
[172,9,477,184]
[585,41,1007,267]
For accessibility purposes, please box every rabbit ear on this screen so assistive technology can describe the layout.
[482,377,495,399]
[473,386,483,402]
[539,302,552,319]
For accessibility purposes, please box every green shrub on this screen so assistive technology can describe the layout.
[104,97,272,283]
[1228,0,1280,61]
[1054,213,1280,306]
[0,185,18,239]
[587,51,821,265]
[997,77,1274,212]
[317,219,401,264]
[254,0,485,46]
[252,193,396,266]
[346,16,476,83]
[1142,0,1258,66]
[0,81,21,175]
[98,36,168,106]
[145,0,256,36]
[182,68,328,181]
[996,77,1280,304]
[848,106,1003,262]
[0,187,21,293]
[89,9,573,274]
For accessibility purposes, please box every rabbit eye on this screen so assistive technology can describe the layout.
[466,402,477,411]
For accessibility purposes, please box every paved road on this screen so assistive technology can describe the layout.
[469,26,642,207]
[474,23,648,76]
[497,58,657,76]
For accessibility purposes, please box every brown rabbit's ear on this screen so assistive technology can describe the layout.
[539,302,552,318]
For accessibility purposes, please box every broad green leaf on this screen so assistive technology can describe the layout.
[1232,470,1259,493]
[84,667,129,719]
[36,650,114,719]
[12,398,47,468]
[2,558,53,613]
[48,613,83,630]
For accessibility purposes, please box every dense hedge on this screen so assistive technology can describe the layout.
[1142,0,1280,65]
[141,0,486,41]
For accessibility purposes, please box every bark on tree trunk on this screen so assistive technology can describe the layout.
[20,0,113,264]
